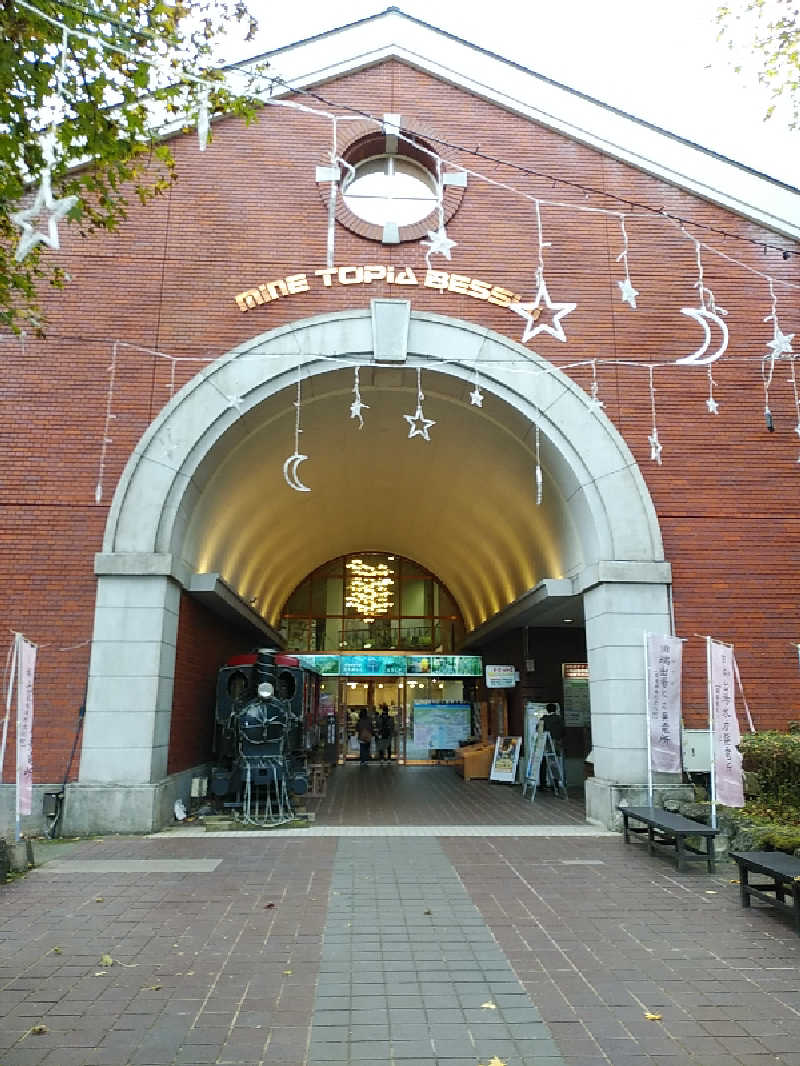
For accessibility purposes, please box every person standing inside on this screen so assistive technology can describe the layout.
[375,704,394,763]
[357,708,373,766]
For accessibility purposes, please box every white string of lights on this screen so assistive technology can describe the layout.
[10,24,79,262]
[534,423,543,505]
[788,357,800,459]
[764,277,795,359]
[615,215,639,309]
[675,238,729,367]
[94,341,118,504]
[762,349,776,432]
[588,359,604,411]
[647,365,662,464]
[282,374,310,492]
[350,365,368,427]
[403,367,435,440]
[422,157,457,265]
[706,365,719,415]
[510,199,576,345]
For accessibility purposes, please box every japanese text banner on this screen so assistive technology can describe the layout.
[646,633,682,773]
[16,637,36,817]
[710,640,744,808]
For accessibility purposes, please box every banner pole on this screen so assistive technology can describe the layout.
[15,634,22,844]
[0,634,20,787]
[706,636,717,831]
[644,631,653,806]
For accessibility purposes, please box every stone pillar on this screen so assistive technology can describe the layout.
[69,572,179,832]
[582,573,688,827]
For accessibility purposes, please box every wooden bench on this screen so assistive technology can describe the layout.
[618,805,719,872]
[729,850,800,934]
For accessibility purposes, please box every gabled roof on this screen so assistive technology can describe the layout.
[240,7,800,240]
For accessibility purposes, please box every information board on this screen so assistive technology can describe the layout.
[489,736,522,782]
[486,664,516,688]
[407,701,471,760]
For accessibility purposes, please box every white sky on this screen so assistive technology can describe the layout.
[219,0,797,189]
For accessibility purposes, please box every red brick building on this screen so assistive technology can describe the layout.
[2,10,799,834]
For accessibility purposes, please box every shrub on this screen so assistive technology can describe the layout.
[738,731,800,807]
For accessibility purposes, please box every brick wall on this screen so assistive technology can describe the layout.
[168,592,259,775]
[2,59,799,782]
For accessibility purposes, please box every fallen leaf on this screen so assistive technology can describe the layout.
[481,1001,497,1010]
[423,909,432,915]
[95,897,104,902]
[94,971,107,977]
[704,890,717,895]
[644,1012,662,1021]
[283,970,292,975]
[143,984,162,991]
[52,946,63,955]
[31,1024,48,1035]
[100,954,114,967]
[265,903,275,909]
[729,879,740,884]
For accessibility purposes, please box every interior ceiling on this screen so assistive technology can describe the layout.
[182,366,583,633]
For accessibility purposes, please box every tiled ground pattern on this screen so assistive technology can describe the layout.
[306,765,587,826]
[0,837,336,1066]
[309,837,564,1066]
[445,835,800,1066]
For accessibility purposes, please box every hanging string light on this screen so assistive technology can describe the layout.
[345,557,394,623]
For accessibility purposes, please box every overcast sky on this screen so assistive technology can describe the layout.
[219,0,797,188]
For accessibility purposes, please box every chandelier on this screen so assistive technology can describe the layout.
[345,557,394,623]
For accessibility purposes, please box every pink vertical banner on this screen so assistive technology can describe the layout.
[15,637,36,817]
[710,640,744,808]
[646,633,682,772]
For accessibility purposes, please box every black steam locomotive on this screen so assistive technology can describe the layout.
[211,648,321,825]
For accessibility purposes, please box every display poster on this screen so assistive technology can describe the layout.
[297,654,481,677]
[485,664,516,688]
[563,676,590,727]
[710,640,744,807]
[407,701,471,760]
[489,736,522,782]
[646,633,682,773]
[16,636,36,817]
[340,655,405,676]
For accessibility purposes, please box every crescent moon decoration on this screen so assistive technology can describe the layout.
[674,239,728,366]
[283,376,311,492]
[675,305,729,366]
[283,452,311,493]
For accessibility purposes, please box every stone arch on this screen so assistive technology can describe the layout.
[79,307,672,832]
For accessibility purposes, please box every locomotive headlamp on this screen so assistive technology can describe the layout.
[257,681,275,699]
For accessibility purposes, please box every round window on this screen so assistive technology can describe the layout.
[343,154,439,228]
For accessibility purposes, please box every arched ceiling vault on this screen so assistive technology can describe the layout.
[182,367,581,632]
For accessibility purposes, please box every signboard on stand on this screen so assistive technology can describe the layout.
[489,736,522,781]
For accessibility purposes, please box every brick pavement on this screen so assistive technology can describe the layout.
[1,774,799,1066]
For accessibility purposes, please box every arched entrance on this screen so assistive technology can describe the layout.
[75,305,672,832]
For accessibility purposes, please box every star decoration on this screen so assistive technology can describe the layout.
[422,226,457,262]
[350,398,369,427]
[648,431,663,464]
[224,393,245,412]
[11,168,79,262]
[512,275,576,344]
[589,382,605,411]
[470,386,484,407]
[617,276,639,309]
[767,328,794,358]
[480,1001,497,1010]
[706,395,720,415]
[404,405,435,441]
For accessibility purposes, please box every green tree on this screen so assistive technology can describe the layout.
[0,0,268,335]
[717,0,800,128]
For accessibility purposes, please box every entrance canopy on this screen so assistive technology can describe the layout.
[103,307,665,633]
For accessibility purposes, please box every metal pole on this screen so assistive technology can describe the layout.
[706,636,717,830]
[644,631,653,807]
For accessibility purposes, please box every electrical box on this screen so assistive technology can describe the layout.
[682,728,711,771]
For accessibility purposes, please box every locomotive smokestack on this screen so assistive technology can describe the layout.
[255,648,278,688]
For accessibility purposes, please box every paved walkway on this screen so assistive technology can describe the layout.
[2,773,800,1066]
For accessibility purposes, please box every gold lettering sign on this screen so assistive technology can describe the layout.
[233,267,521,314]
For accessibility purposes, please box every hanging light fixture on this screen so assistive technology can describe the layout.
[345,556,395,622]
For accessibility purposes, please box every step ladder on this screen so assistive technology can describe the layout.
[522,730,568,801]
